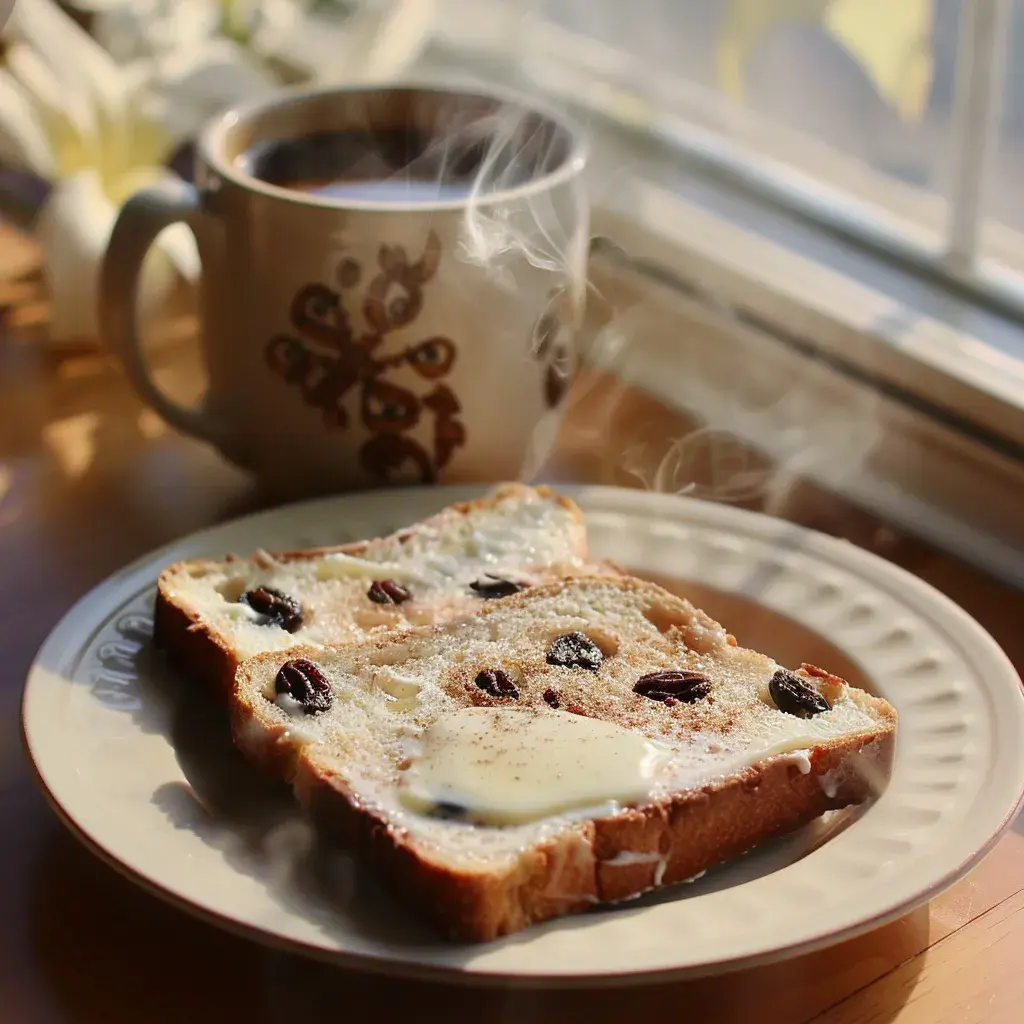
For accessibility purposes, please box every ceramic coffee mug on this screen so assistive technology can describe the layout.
[100,83,589,495]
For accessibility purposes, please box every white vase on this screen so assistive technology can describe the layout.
[35,167,197,346]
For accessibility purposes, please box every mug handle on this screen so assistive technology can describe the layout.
[100,178,220,444]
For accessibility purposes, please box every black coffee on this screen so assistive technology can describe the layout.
[239,128,502,203]
[238,112,569,203]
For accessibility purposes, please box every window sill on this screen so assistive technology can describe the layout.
[592,182,1024,455]
[583,203,1024,587]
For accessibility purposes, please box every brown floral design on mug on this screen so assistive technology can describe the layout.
[264,230,465,483]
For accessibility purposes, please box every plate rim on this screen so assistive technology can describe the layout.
[21,485,1024,986]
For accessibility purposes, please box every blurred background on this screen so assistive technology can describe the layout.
[1,0,1023,584]
[5,2,1024,269]
[4,2,1024,291]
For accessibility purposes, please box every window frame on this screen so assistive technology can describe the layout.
[432,0,1024,318]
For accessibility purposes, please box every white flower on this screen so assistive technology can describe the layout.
[0,0,435,344]
[79,0,438,91]
[0,0,280,343]
[80,0,224,63]
[70,0,283,151]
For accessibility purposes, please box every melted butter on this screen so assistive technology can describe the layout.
[274,692,319,744]
[373,666,421,700]
[314,553,423,581]
[758,735,825,759]
[780,749,813,774]
[274,692,306,717]
[314,499,578,586]
[373,666,422,713]
[221,601,263,621]
[399,708,667,826]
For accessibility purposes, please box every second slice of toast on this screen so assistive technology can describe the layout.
[156,483,605,699]
[233,575,897,941]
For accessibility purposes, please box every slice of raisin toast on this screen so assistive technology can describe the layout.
[233,575,897,942]
[156,483,609,699]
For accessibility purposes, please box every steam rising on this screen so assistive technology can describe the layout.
[314,85,880,506]
[456,110,585,287]
[427,92,881,510]
[540,239,882,517]
[433,92,590,479]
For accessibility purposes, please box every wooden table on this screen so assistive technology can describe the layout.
[2,317,1023,1023]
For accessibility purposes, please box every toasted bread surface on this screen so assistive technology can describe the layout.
[233,575,897,941]
[155,484,601,698]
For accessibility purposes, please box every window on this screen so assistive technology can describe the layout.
[986,3,1024,267]
[424,0,1024,584]
[434,0,1024,315]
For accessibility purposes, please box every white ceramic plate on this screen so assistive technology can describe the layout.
[22,486,1024,986]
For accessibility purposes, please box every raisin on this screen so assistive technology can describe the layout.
[769,669,831,718]
[634,670,711,704]
[469,575,524,599]
[474,669,519,699]
[274,658,333,715]
[546,632,603,671]
[367,579,411,604]
[542,687,561,709]
[240,586,303,632]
